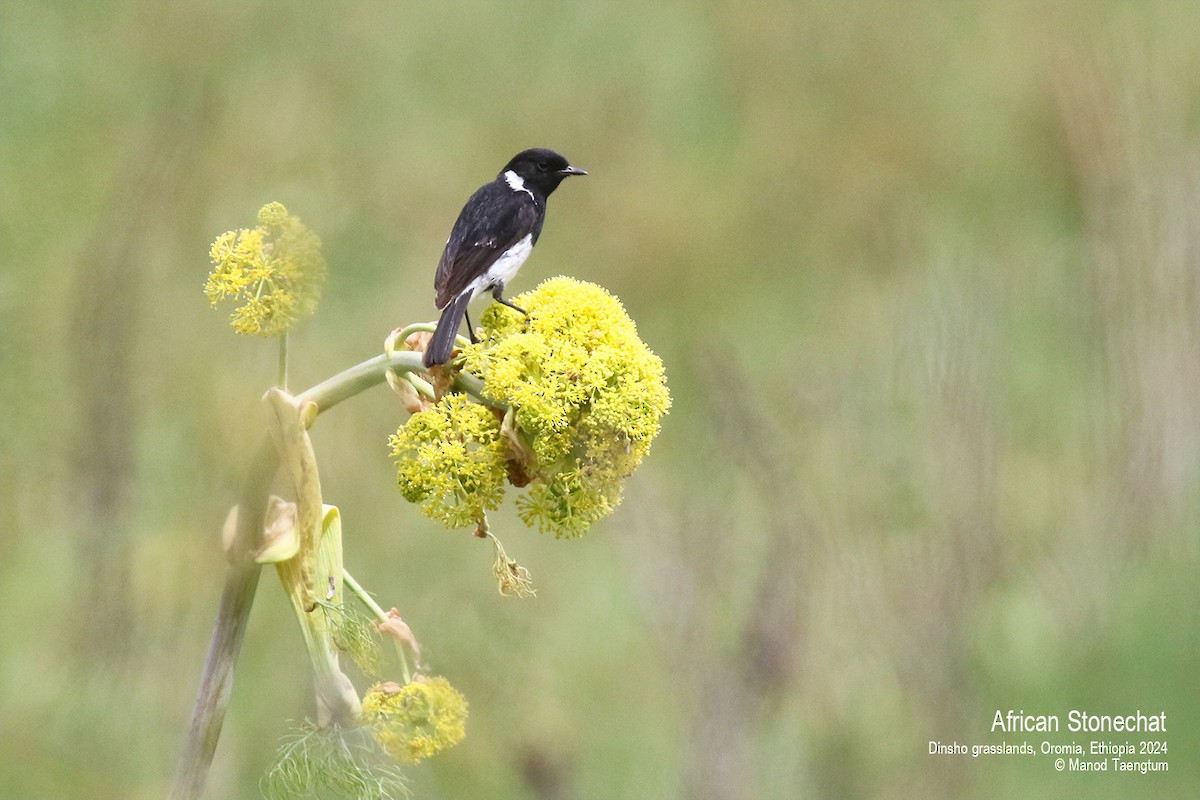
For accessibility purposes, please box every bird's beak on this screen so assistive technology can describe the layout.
[560,165,588,176]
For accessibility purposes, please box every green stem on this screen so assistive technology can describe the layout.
[298,351,419,411]
[342,569,413,685]
[295,349,500,412]
[392,321,436,342]
[391,321,471,353]
[404,372,436,401]
[171,347,491,800]
[342,569,388,621]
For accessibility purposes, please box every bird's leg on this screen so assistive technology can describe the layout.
[464,308,478,343]
[492,287,527,316]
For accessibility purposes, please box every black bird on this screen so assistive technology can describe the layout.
[423,147,587,368]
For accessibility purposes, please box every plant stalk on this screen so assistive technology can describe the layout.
[168,347,473,800]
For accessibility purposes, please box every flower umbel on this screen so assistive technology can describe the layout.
[391,277,669,538]
[205,202,326,336]
[361,676,469,765]
[389,393,508,528]
[465,277,671,537]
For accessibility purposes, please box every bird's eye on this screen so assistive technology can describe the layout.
[536,162,549,172]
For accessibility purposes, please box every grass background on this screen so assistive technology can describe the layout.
[1,1,1198,798]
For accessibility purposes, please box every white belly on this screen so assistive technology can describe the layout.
[470,233,533,298]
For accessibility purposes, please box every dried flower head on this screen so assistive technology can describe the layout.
[205,202,326,336]
[487,532,536,598]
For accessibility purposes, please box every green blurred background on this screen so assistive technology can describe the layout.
[2,1,1198,798]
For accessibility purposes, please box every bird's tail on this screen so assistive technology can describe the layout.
[423,290,473,368]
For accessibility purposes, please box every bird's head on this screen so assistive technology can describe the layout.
[501,148,587,196]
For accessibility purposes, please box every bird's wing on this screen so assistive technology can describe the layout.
[434,181,540,308]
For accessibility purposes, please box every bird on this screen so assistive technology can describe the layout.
[422,147,587,368]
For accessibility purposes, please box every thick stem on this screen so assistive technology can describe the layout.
[297,351,418,411]
[168,439,276,800]
[169,347,502,799]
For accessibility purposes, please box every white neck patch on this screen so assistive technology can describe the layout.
[504,170,536,201]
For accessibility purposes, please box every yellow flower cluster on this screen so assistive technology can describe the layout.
[392,277,670,538]
[205,202,326,336]
[360,676,468,765]
[388,393,507,528]
[467,278,669,537]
